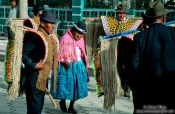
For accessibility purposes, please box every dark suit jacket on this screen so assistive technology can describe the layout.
[22,32,45,87]
[131,23,175,88]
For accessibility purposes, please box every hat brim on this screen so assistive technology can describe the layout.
[144,10,168,18]
[41,17,56,24]
[73,24,87,34]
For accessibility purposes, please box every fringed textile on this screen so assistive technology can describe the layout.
[84,18,105,97]
[35,27,57,92]
[94,48,103,95]
[49,33,59,91]
[5,39,14,83]
[4,19,24,101]
[84,18,105,65]
[100,38,122,111]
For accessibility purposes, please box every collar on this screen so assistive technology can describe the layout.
[38,27,50,38]
[117,17,128,23]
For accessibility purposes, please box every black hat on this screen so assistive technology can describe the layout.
[73,21,87,34]
[32,4,43,12]
[40,10,56,23]
[144,1,167,18]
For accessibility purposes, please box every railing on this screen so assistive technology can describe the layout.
[0,6,143,21]
[0,6,175,35]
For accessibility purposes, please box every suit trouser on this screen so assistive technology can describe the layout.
[25,86,45,114]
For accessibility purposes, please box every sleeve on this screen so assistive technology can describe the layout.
[117,38,125,77]
[131,36,140,72]
[129,35,141,89]
[22,33,36,69]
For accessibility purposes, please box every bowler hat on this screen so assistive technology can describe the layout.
[73,21,87,34]
[144,1,167,18]
[32,4,43,12]
[40,10,56,23]
[115,4,127,13]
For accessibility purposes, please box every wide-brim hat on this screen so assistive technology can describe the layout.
[73,21,87,34]
[32,4,43,12]
[144,1,167,18]
[41,10,56,23]
[115,4,127,13]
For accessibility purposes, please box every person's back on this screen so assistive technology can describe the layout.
[131,1,175,111]
[133,23,175,78]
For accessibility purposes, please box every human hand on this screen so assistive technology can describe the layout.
[35,59,44,71]
[62,61,70,69]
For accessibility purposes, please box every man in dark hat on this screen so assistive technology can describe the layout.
[116,4,127,22]
[97,3,142,99]
[131,1,175,113]
[32,4,43,26]
[24,4,43,30]
[115,3,139,99]
[22,10,59,114]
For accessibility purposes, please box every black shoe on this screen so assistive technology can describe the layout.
[68,108,77,114]
[59,100,67,112]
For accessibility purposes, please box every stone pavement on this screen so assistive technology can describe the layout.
[0,37,134,114]
[0,89,133,114]
[0,61,133,114]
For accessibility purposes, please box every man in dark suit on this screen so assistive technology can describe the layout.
[131,1,175,113]
[22,10,58,114]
